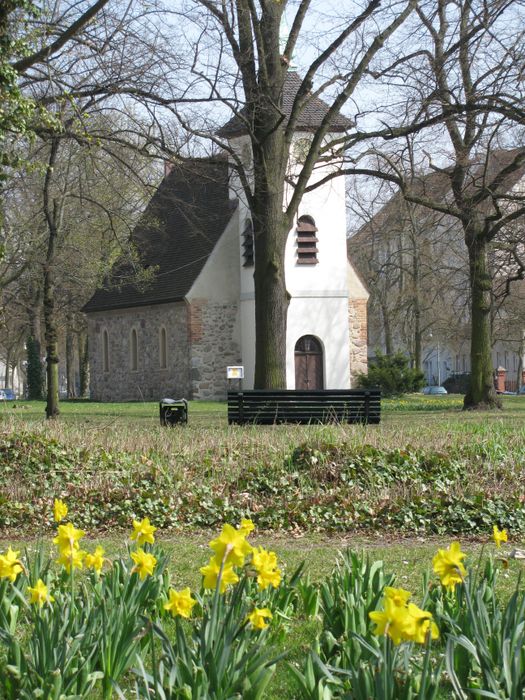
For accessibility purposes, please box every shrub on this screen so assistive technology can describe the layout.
[355,351,425,397]
[443,372,471,394]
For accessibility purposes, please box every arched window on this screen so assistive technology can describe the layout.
[159,327,167,369]
[102,329,109,373]
[242,219,254,267]
[130,328,138,371]
[296,215,318,265]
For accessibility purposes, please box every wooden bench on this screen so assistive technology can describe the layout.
[227,389,380,425]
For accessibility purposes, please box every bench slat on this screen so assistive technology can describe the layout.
[227,389,380,425]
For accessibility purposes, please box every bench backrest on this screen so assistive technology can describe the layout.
[227,389,380,425]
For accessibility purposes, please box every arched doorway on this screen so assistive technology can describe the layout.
[295,335,324,390]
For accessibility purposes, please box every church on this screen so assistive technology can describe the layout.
[83,73,369,401]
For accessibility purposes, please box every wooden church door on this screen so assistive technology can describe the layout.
[294,336,324,390]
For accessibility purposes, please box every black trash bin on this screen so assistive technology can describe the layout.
[159,398,188,426]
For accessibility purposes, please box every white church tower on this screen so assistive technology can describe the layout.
[219,72,369,390]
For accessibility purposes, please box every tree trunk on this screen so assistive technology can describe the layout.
[4,349,10,388]
[252,195,289,389]
[43,138,60,419]
[463,231,501,410]
[380,299,393,355]
[66,318,76,398]
[250,55,289,389]
[78,331,89,397]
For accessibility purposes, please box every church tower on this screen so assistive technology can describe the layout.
[218,72,369,390]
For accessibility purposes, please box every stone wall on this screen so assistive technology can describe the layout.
[87,302,190,401]
[187,299,241,400]
[348,298,368,385]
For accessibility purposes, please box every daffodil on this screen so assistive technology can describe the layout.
[200,555,239,593]
[130,517,157,546]
[0,547,23,583]
[493,525,508,549]
[85,546,105,574]
[239,518,255,535]
[251,546,281,590]
[406,603,439,644]
[164,587,197,618]
[209,523,252,567]
[53,499,68,523]
[247,607,272,630]
[432,541,467,591]
[131,548,157,579]
[27,579,54,607]
[57,547,86,573]
[369,598,412,645]
[384,586,412,607]
[53,523,85,552]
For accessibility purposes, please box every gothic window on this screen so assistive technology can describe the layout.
[296,215,318,265]
[130,328,138,371]
[159,327,167,369]
[242,219,254,267]
[102,329,109,373]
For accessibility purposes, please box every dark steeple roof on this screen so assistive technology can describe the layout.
[83,158,236,313]
[217,71,353,138]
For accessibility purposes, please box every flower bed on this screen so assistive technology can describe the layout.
[0,502,523,698]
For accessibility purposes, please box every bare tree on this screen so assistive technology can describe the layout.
[342,1,525,409]
[349,171,469,370]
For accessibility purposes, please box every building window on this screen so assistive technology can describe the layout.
[130,328,138,371]
[296,215,318,265]
[242,219,254,267]
[102,329,109,373]
[159,327,167,369]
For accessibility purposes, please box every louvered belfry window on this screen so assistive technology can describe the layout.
[242,219,254,267]
[296,215,318,265]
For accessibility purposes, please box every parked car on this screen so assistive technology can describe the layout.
[422,385,448,395]
[0,388,16,400]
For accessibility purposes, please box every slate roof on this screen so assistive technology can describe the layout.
[217,71,353,138]
[83,158,235,313]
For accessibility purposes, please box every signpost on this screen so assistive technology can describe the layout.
[227,366,244,392]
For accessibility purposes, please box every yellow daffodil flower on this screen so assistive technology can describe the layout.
[384,586,412,607]
[0,547,23,583]
[369,597,413,645]
[246,607,272,630]
[27,579,54,607]
[130,517,157,546]
[53,523,85,552]
[200,555,239,593]
[164,587,197,618]
[53,499,68,523]
[239,518,255,535]
[209,523,252,567]
[432,541,467,591]
[493,525,508,548]
[131,548,157,579]
[406,603,439,644]
[251,546,281,590]
[57,547,86,573]
[85,546,105,574]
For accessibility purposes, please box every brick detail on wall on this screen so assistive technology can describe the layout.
[187,300,204,343]
[87,302,190,401]
[187,299,241,400]
[348,298,368,385]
